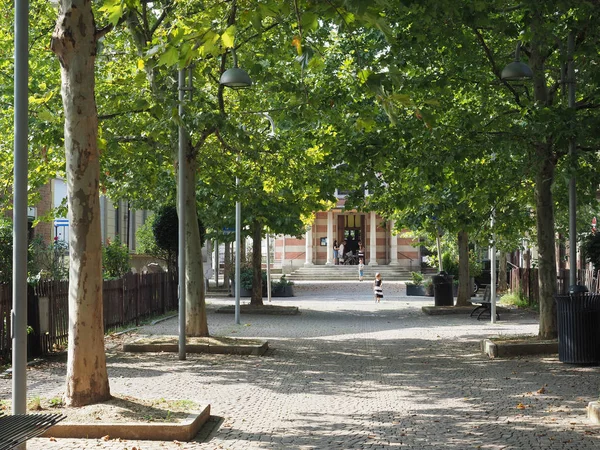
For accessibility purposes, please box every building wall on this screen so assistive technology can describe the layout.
[274,210,420,271]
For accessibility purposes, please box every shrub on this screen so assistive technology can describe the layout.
[272,275,294,289]
[408,271,424,286]
[582,232,600,272]
[102,236,131,279]
[442,252,458,277]
[28,236,69,282]
[0,218,12,283]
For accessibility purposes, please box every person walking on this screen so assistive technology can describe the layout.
[357,241,365,263]
[358,258,365,281]
[333,240,339,265]
[373,272,383,302]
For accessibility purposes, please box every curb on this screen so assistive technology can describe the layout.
[41,405,210,441]
[123,336,269,356]
[215,305,299,315]
[481,338,558,358]
[588,401,600,424]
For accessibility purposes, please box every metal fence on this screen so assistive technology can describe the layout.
[0,272,176,363]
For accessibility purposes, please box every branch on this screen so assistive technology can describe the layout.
[150,0,175,36]
[95,24,114,41]
[576,99,600,110]
[472,27,524,107]
[215,128,240,154]
[99,108,151,120]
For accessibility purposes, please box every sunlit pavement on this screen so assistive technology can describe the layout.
[13,281,600,449]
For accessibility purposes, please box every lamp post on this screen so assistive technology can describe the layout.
[501,36,583,291]
[12,0,28,417]
[220,47,252,324]
[497,42,533,324]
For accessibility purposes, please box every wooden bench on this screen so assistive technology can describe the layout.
[0,411,65,450]
[469,286,500,320]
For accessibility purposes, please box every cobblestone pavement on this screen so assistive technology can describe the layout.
[3,281,600,449]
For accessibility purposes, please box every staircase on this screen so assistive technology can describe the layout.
[287,265,412,281]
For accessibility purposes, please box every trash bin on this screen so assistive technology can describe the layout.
[433,271,454,306]
[554,288,600,364]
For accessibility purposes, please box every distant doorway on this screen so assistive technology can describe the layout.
[338,214,365,257]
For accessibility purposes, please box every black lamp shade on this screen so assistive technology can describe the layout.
[501,61,533,81]
[219,67,252,88]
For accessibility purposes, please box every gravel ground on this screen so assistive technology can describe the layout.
[2,280,599,449]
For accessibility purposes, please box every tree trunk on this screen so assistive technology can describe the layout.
[125,15,208,336]
[251,219,264,306]
[51,0,110,407]
[498,250,508,293]
[182,151,208,336]
[456,230,470,306]
[535,144,558,339]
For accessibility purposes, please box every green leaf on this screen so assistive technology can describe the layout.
[157,46,179,67]
[221,25,236,48]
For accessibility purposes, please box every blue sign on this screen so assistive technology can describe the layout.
[54,218,69,227]
[222,227,235,235]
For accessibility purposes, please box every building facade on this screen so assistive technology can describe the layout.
[274,197,420,273]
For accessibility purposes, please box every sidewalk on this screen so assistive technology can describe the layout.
[10,281,600,449]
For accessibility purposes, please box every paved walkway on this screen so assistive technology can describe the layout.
[4,281,600,449]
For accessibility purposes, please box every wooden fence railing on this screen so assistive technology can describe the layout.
[0,272,176,363]
[510,268,600,307]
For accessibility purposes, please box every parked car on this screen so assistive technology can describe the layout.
[473,260,514,294]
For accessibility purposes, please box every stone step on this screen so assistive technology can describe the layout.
[287,265,414,281]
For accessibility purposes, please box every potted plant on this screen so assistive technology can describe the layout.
[424,279,434,296]
[271,275,295,297]
[406,271,425,296]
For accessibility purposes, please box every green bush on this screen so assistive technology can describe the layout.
[28,237,69,282]
[582,232,600,272]
[0,218,13,283]
[271,274,294,289]
[442,252,458,277]
[102,236,131,279]
[409,271,424,286]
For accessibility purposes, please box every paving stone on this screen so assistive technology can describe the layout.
[2,280,598,449]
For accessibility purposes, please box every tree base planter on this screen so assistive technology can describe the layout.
[480,338,558,359]
[406,284,425,296]
[588,402,600,424]
[41,407,210,441]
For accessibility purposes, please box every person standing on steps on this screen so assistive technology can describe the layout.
[333,239,339,265]
[373,272,383,302]
[338,240,346,265]
[358,258,365,281]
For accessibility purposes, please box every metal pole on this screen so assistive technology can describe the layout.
[266,233,272,302]
[214,239,219,287]
[436,233,443,272]
[177,69,186,360]
[12,0,29,420]
[490,216,497,324]
[567,32,577,288]
[235,156,241,324]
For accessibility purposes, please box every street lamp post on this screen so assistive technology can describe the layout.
[12,0,29,417]
[220,47,252,324]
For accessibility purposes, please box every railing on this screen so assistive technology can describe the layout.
[510,268,600,307]
[397,252,415,272]
[0,272,177,363]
